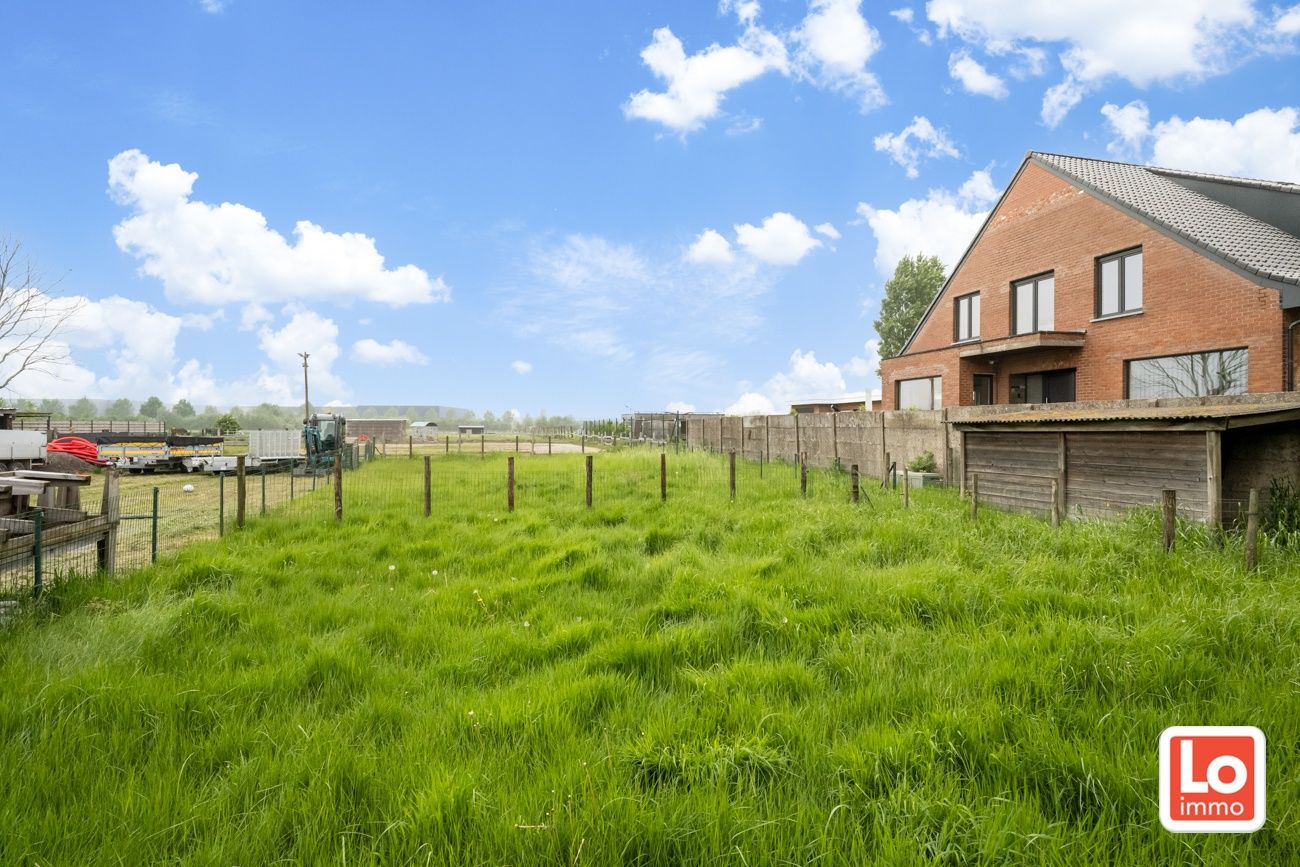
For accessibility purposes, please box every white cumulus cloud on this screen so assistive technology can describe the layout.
[927,0,1263,126]
[511,360,533,374]
[1101,103,1300,182]
[856,169,999,276]
[734,212,822,265]
[622,24,788,135]
[666,400,696,413]
[792,0,887,110]
[725,348,849,415]
[873,116,961,178]
[814,222,841,240]
[351,338,430,366]
[948,49,1008,98]
[686,228,736,265]
[109,149,449,307]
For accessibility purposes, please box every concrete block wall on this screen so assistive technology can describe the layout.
[686,411,950,478]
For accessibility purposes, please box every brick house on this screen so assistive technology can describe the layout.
[880,152,1300,411]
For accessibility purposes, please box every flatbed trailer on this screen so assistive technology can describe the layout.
[81,434,225,473]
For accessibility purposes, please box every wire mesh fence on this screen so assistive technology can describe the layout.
[0,440,1282,613]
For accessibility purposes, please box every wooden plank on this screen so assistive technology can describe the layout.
[9,471,93,485]
[0,514,114,557]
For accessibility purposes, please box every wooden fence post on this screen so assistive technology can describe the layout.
[423,456,431,518]
[508,456,515,513]
[236,455,247,529]
[409,436,413,458]
[548,436,553,456]
[581,435,586,453]
[660,452,667,502]
[851,464,860,504]
[1162,489,1176,552]
[1050,479,1061,527]
[97,470,120,573]
[729,450,736,500]
[1245,488,1259,571]
[481,435,485,456]
[800,455,808,498]
[333,454,343,522]
[585,455,593,508]
[970,473,979,520]
[882,451,891,488]
[515,435,519,453]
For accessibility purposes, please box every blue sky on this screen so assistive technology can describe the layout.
[2,1,1298,417]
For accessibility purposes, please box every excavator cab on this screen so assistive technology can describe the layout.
[303,413,349,471]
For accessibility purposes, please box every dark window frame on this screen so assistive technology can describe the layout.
[895,375,942,410]
[1095,246,1143,318]
[972,372,995,405]
[1011,271,1055,335]
[1123,347,1249,399]
[1009,369,1077,405]
[953,292,980,342]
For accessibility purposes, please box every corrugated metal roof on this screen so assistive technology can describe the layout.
[954,402,1300,425]
[1032,152,1300,286]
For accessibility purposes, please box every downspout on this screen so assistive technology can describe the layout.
[1288,318,1300,392]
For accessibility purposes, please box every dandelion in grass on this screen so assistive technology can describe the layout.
[782,617,789,625]
[523,620,530,629]
[431,569,439,576]
[388,564,396,572]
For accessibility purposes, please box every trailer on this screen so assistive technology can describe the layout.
[205,430,302,475]
[66,434,226,473]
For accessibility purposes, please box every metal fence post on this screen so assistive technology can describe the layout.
[851,464,860,504]
[508,456,515,512]
[219,472,225,536]
[729,450,736,500]
[32,508,43,599]
[260,465,267,516]
[151,486,160,563]
[660,452,667,502]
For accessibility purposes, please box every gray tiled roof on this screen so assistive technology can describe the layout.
[1031,152,1300,286]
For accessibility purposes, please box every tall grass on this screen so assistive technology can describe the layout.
[1,453,1295,865]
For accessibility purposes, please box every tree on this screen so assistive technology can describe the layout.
[873,254,945,372]
[139,396,166,419]
[38,398,65,418]
[68,396,97,418]
[172,398,196,418]
[0,239,82,394]
[215,412,241,434]
[106,398,135,420]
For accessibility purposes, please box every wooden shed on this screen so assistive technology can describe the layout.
[953,402,1300,525]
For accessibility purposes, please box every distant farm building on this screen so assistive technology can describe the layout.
[458,424,485,435]
[347,418,409,443]
[790,394,869,414]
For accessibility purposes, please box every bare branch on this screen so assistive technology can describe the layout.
[0,238,83,397]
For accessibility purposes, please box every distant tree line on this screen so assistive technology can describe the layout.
[12,397,583,434]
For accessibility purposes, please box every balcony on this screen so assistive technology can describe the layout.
[957,330,1086,359]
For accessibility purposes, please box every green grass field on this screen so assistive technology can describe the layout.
[1,452,1296,865]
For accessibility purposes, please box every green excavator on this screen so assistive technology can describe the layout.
[301,413,353,472]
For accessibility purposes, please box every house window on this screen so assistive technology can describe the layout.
[1126,349,1248,399]
[1012,273,1054,334]
[896,376,942,410]
[1097,248,1142,317]
[1010,369,1076,404]
[954,293,980,342]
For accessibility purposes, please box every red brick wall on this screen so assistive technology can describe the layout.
[881,161,1288,409]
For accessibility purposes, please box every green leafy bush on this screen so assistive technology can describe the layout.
[907,450,938,473]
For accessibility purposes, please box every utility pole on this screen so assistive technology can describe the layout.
[298,351,310,422]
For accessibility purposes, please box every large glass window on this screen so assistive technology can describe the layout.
[1013,274,1054,334]
[897,376,942,410]
[1097,248,1142,317]
[954,293,980,341]
[1126,349,1248,398]
[1010,370,1076,404]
